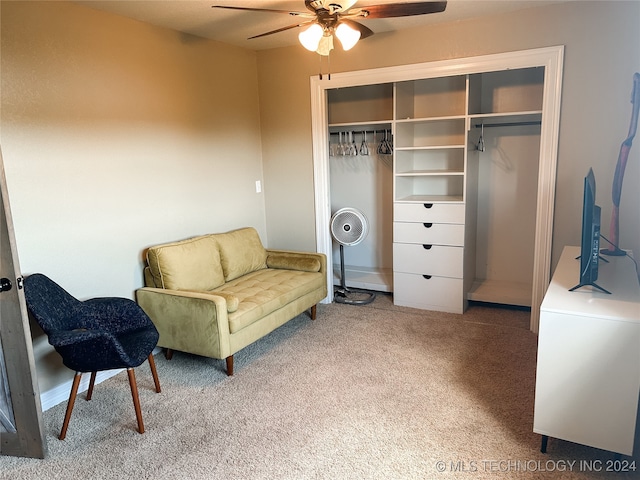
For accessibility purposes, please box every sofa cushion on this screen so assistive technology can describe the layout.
[146,235,225,291]
[214,227,267,282]
[214,268,325,334]
[266,251,322,272]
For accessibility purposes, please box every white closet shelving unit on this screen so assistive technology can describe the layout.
[392,75,469,313]
[313,47,564,332]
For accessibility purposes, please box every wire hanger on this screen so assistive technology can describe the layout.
[476,123,485,152]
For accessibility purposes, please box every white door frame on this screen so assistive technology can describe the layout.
[311,46,564,333]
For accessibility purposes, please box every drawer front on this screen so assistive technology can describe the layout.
[394,222,464,246]
[393,272,463,313]
[394,203,465,224]
[393,243,463,277]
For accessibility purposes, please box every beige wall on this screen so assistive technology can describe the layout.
[2,1,266,297]
[1,1,265,392]
[258,1,640,272]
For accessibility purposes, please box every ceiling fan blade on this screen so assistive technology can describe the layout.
[248,20,315,40]
[355,1,447,19]
[340,19,374,39]
[212,5,311,17]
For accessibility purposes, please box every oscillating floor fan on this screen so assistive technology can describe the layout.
[330,207,376,305]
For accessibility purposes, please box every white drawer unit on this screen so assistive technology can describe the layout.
[393,272,464,313]
[393,202,465,312]
[394,202,465,224]
[393,221,464,246]
[393,243,463,278]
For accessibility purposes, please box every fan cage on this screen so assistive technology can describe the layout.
[330,208,369,246]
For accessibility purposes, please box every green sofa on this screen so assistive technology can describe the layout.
[135,227,327,375]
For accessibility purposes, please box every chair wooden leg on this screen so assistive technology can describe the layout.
[226,356,234,376]
[148,354,161,393]
[86,371,97,400]
[165,348,173,360]
[127,368,145,434]
[59,372,82,440]
[310,304,317,320]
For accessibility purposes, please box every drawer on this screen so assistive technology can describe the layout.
[394,222,464,246]
[394,202,465,224]
[393,272,464,313]
[393,243,463,277]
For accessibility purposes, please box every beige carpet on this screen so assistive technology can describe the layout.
[1,295,638,479]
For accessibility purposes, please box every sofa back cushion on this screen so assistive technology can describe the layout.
[146,235,225,291]
[214,227,267,282]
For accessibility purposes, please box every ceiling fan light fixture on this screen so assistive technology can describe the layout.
[316,33,334,56]
[298,23,324,51]
[335,22,360,51]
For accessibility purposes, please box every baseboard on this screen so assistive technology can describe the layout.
[40,370,123,411]
[39,348,161,411]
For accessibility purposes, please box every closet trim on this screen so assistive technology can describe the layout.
[310,46,564,333]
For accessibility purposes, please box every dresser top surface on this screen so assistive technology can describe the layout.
[541,246,640,322]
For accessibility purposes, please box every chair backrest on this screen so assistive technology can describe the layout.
[23,274,81,334]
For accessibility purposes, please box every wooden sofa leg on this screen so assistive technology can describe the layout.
[310,304,317,320]
[226,356,234,376]
[165,348,173,360]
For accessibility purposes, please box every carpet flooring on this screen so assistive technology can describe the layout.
[1,294,638,479]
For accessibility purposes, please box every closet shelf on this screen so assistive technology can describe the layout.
[396,114,466,124]
[396,195,464,203]
[332,265,392,293]
[395,145,465,151]
[396,170,464,176]
[467,279,532,307]
[329,120,392,130]
[469,111,542,128]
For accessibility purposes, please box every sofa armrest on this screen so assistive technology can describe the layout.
[135,287,231,360]
[266,250,327,274]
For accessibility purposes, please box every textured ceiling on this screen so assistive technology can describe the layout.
[74,1,566,50]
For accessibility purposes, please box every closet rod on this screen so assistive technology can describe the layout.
[473,121,541,128]
[329,129,391,134]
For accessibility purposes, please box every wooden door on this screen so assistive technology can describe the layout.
[0,147,46,458]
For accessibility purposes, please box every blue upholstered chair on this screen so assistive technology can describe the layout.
[24,273,161,440]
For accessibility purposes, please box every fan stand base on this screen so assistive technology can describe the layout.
[333,238,376,306]
[334,286,376,305]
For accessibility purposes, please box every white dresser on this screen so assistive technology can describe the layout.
[393,203,465,313]
[533,246,640,456]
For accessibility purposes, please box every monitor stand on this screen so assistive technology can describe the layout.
[569,282,611,294]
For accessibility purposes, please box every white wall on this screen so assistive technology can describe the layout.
[1,1,266,392]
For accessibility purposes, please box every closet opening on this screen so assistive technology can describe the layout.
[311,47,564,332]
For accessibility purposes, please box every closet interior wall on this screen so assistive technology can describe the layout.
[328,84,394,292]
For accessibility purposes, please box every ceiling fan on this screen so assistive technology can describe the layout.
[212,1,447,55]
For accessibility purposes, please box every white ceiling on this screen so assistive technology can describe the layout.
[74,1,566,50]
